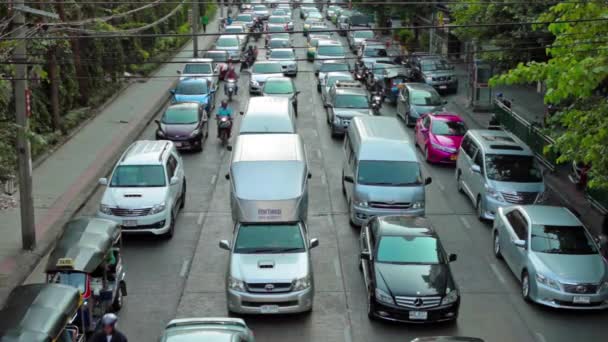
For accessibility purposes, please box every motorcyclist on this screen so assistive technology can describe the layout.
[369,78,385,101]
[216,100,234,137]
[226,15,233,26]
[224,65,239,95]
[89,313,128,342]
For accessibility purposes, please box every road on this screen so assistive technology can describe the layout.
[30,8,608,342]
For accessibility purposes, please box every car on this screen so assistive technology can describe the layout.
[177,58,217,90]
[155,102,209,152]
[234,13,255,28]
[314,41,345,72]
[213,35,243,60]
[202,50,230,80]
[261,76,300,115]
[410,55,458,93]
[317,60,351,90]
[456,129,547,220]
[267,15,293,31]
[326,5,341,19]
[239,97,296,135]
[253,4,270,20]
[306,37,332,62]
[303,19,326,37]
[97,140,186,238]
[305,10,323,21]
[360,215,460,323]
[336,14,350,36]
[300,5,318,19]
[358,40,390,69]
[267,37,292,50]
[249,61,284,94]
[320,71,354,105]
[171,78,215,112]
[268,48,298,76]
[264,25,289,47]
[224,24,248,44]
[396,83,445,126]
[415,112,467,164]
[493,205,608,309]
[277,3,292,17]
[325,81,372,137]
[160,318,255,342]
[347,29,375,52]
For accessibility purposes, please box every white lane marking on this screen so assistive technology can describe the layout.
[534,332,547,342]
[321,174,326,185]
[326,215,333,226]
[313,129,319,137]
[316,149,322,159]
[179,259,190,277]
[333,259,342,279]
[343,325,353,342]
[197,213,205,226]
[210,175,217,185]
[434,177,446,192]
[490,263,507,285]
[459,216,472,229]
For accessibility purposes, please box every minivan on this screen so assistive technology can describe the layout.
[455,129,547,220]
[239,97,296,135]
[342,116,432,226]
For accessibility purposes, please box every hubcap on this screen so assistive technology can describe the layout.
[522,275,529,297]
[494,235,500,254]
[477,199,483,218]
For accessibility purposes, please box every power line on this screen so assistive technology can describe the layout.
[45,0,166,26]
[13,1,596,5]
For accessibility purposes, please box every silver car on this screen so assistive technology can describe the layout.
[316,60,351,90]
[234,13,254,29]
[224,24,248,44]
[268,48,298,76]
[314,41,346,72]
[214,35,243,60]
[249,61,284,94]
[177,58,217,90]
[161,318,255,342]
[267,15,293,31]
[320,71,354,106]
[253,4,270,20]
[347,29,375,52]
[262,77,299,115]
[493,205,608,309]
[325,81,372,137]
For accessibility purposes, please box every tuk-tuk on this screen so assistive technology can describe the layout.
[45,217,127,333]
[0,283,85,342]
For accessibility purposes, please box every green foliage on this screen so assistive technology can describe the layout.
[491,1,608,188]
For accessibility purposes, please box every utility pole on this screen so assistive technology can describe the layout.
[13,0,36,251]
[192,0,199,57]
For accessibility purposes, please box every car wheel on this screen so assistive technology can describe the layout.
[180,180,186,209]
[521,271,532,302]
[112,287,123,312]
[476,196,485,221]
[367,292,377,320]
[456,171,464,193]
[424,146,431,162]
[494,232,503,259]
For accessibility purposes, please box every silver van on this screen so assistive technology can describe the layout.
[455,129,547,220]
[239,97,296,135]
[222,134,317,315]
[342,116,431,226]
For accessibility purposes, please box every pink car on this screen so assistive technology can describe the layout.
[415,112,467,164]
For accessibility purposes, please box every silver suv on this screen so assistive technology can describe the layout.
[455,130,547,220]
[325,81,372,137]
[410,55,458,93]
[219,223,319,315]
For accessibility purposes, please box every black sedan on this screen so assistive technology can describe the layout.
[155,102,209,152]
[359,215,460,323]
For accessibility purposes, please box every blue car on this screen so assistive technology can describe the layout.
[171,78,216,112]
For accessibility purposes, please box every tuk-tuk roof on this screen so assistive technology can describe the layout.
[0,284,80,342]
[45,217,120,273]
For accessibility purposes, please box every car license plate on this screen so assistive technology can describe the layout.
[122,220,137,227]
[573,296,591,304]
[450,154,458,161]
[175,142,182,147]
[409,311,428,320]
[260,305,280,314]
[439,85,447,89]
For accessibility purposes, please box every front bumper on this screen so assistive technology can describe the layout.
[249,81,263,94]
[97,210,171,235]
[350,204,425,226]
[281,64,298,75]
[371,299,459,323]
[532,283,608,310]
[227,287,314,314]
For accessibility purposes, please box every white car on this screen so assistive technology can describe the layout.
[97,140,186,239]
[214,35,243,60]
[314,41,345,72]
[177,58,217,90]
[268,48,298,76]
[224,24,248,44]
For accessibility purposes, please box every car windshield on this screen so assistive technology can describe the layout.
[183,63,212,74]
[176,81,208,95]
[253,63,282,73]
[264,80,294,94]
[485,154,543,182]
[377,236,442,264]
[110,165,166,187]
[327,75,353,87]
[335,94,368,108]
[318,46,344,56]
[216,37,238,47]
[253,5,267,10]
[162,106,198,124]
[357,161,422,185]
[431,119,466,136]
[354,31,374,39]
[270,50,294,59]
[270,40,289,48]
[56,272,87,293]
[309,12,322,18]
[321,63,349,72]
[269,17,286,23]
[364,47,387,57]
[204,52,227,62]
[236,14,252,21]
[531,225,597,255]
[421,59,451,72]
[234,224,305,253]
[268,25,286,32]
[410,89,442,106]
[225,27,244,33]
[273,10,286,15]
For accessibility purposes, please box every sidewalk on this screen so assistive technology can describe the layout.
[0,22,218,304]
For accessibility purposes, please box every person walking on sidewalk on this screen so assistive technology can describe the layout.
[202,14,209,32]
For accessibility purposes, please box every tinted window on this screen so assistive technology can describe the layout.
[110,165,166,187]
[268,25,286,33]
[162,106,199,124]
[363,47,387,57]
[318,46,345,56]
[461,135,477,158]
[269,40,290,48]
[176,81,208,95]
[376,236,441,264]
[216,37,239,47]
[320,63,349,73]
[253,63,282,73]
[183,63,212,74]
[225,27,244,33]
[410,89,442,106]
[270,50,295,59]
[431,119,467,136]
[335,94,368,108]
[204,52,227,62]
[234,224,305,253]
[531,225,597,254]
[505,210,528,240]
[421,59,451,72]
[327,75,353,88]
[236,14,252,21]
[354,31,374,38]
[485,154,543,182]
[264,80,294,94]
[269,17,286,23]
[357,161,422,186]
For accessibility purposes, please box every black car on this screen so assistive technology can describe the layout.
[359,215,460,323]
[155,102,209,152]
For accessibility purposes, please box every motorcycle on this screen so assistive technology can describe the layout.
[568,161,591,189]
[370,93,383,115]
[225,78,237,101]
[217,116,233,146]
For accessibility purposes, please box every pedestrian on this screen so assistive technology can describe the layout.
[201,14,209,32]
[89,313,128,342]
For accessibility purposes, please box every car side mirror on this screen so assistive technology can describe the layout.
[170,176,179,185]
[425,177,432,185]
[98,177,108,186]
[513,239,526,248]
[219,240,231,250]
[448,253,457,262]
[176,70,182,74]
[226,145,233,151]
[343,175,354,183]
[239,111,244,116]
[309,238,319,249]
[471,164,481,173]
[360,251,371,260]
[308,172,312,179]
[225,173,230,180]
[169,89,175,95]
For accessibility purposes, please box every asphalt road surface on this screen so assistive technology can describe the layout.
[40,9,608,342]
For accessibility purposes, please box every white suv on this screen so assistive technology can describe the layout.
[97,140,186,238]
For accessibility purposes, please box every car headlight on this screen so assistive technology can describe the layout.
[485,184,504,201]
[431,142,457,153]
[411,201,424,209]
[374,287,395,305]
[425,76,433,82]
[354,200,368,208]
[99,204,113,215]
[536,273,560,290]
[149,203,166,215]
[599,281,608,292]
[250,80,259,86]
[228,276,246,292]
[441,288,459,306]
[292,275,312,291]
[190,129,201,137]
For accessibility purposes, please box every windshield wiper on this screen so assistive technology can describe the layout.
[270,247,304,253]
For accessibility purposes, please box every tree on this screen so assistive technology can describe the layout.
[491,1,608,188]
